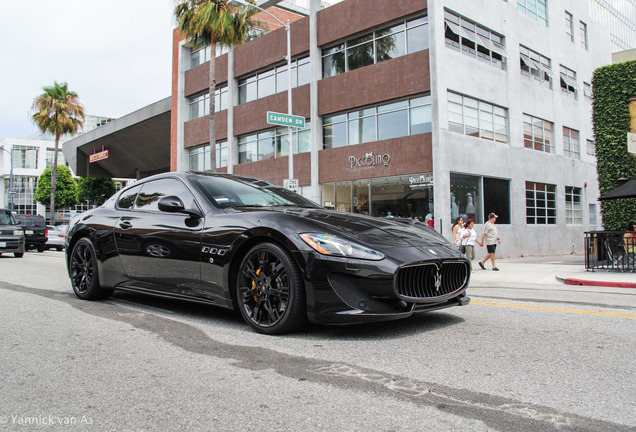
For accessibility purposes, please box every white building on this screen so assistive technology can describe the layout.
[427,0,611,256]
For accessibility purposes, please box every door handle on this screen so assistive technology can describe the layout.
[119,220,133,229]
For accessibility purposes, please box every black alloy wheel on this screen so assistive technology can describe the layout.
[69,238,112,300]
[236,242,306,334]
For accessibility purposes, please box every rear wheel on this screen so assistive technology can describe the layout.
[69,238,113,300]
[236,242,306,335]
[14,252,23,258]
[37,245,45,252]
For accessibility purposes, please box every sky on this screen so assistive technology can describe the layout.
[0,0,175,140]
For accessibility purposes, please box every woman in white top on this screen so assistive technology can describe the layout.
[461,219,483,271]
[451,216,464,248]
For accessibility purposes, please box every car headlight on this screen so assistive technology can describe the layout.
[13,230,24,236]
[299,233,384,261]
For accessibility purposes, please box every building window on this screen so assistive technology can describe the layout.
[238,123,311,164]
[563,127,580,159]
[444,10,507,70]
[523,114,554,153]
[586,139,595,156]
[322,15,428,78]
[188,86,228,120]
[583,81,592,99]
[450,173,510,224]
[559,65,578,99]
[190,44,229,69]
[13,146,38,169]
[323,96,430,149]
[579,21,589,50]
[188,141,228,171]
[589,203,597,227]
[519,45,552,88]
[447,92,507,143]
[526,181,556,224]
[46,149,66,168]
[321,173,434,220]
[565,11,574,42]
[565,186,582,224]
[6,176,37,214]
[518,0,548,26]
[238,56,309,104]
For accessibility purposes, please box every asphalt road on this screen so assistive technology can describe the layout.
[0,251,634,431]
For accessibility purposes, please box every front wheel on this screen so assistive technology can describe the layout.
[14,252,23,258]
[69,238,113,300]
[236,242,306,335]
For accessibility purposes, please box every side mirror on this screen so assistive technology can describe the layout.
[158,196,185,212]
[158,196,202,218]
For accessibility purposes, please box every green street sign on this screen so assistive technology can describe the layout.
[267,111,305,128]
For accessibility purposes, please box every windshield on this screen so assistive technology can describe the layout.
[0,211,16,225]
[191,175,320,209]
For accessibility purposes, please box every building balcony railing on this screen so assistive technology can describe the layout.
[584,231,636,273]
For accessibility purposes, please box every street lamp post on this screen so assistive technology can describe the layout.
[229,0,294,182]
[1,146,15,212]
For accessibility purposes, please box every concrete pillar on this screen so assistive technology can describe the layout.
[309,0,321,204]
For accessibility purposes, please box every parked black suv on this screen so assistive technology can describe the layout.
[13,214,47,252]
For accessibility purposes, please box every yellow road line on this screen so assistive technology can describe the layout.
[472,300,636,319]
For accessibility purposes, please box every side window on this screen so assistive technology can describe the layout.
[135,178,197,212]
[117,185,142,209]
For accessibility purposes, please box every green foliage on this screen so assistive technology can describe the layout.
[78,177,117,206]
[34,166,78,210]
[592,60,636,230]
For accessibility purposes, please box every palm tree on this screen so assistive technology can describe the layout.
[32,81,85,225]
[175,0,258,171]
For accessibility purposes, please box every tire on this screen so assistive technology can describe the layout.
[14,253,24,258]
[236,242,306,335]
[56,247,63,252]
[37,245,45,252]
[69,238,113,300]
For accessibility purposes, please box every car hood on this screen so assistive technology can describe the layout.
[228,206,452,251]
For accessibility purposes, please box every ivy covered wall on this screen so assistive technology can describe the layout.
[592,60,636,230]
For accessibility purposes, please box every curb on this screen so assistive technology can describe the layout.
[555,276,636,289]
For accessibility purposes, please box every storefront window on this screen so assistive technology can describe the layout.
[336,183,352,212]
[321,174,434,223]
[450,173,509,224]
[352,181,370,215]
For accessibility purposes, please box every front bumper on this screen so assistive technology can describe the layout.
[296,249,471,325]
[0,235,26,254]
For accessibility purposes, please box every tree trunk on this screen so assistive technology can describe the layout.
[209,34,217,172]
[49,135,60,225]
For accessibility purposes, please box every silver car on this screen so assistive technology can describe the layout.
[45,225,68,251]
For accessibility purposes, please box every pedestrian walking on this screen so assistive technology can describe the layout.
[479,213,501,271]
[451,216,464,248]
[460,219,482,271]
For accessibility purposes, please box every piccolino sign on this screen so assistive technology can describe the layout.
[409,174,433,186]
[349,152,391,169]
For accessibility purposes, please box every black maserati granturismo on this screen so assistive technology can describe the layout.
[66,172,470,334]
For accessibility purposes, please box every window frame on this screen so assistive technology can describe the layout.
[526,181,557,225]
[565,186,582,225]
[447,92,508,143]
[444,10,507,70]
[523,114,554,153]
[322,96,431,149]
[322,15,429,79]
[563,126,580,159]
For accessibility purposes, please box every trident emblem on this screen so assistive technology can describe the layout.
[434,271,442,292]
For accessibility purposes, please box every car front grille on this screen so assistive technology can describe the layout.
[394,261,469,302]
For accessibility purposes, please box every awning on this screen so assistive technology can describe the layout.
[598,178,636,200]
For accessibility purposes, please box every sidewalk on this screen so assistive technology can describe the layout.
[468,254,636,289]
